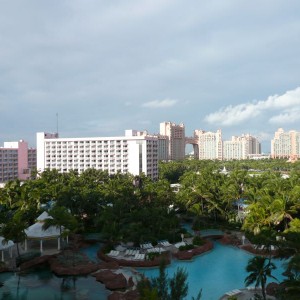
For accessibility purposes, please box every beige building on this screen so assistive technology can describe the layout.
[194,129,223,160]
[223,134,261,160]
[159,122,185,161]
[271,128,300,159]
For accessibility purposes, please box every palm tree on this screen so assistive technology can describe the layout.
[43,205,78,249]
[278,254,300,299]
[245,256,277,300]
[0,211,27,257]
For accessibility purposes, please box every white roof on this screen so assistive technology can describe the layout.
[25,212,61,239]
[25,222,61,239]
[0,236,14,250]
[37,211,53,221]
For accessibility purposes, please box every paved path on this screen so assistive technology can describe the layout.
[219,288,276,300]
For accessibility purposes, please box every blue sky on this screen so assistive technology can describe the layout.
[1,1,300,152]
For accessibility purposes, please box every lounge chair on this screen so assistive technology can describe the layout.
[108,250,119,257]
[163,240,172,247]
[175,242,185,248]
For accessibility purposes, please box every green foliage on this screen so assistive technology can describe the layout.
[169,267,188,300]
[193,236,205,246]
[0,211,28,256]
[245,256,277,300]
[147,252,161,261]
[179,244,194,251]
[139,260,201,300]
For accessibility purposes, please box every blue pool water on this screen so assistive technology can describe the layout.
[80,243,102,262]
[139,241,286,300]
[181,223,224,237]
[0,241,287,300]
[199,229,224,237]
[0,268,109,300]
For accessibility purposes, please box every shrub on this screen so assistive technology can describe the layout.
[102,243,114,254]
[193,236,205,246]
[179,244,194,251]
[147,252,160,261]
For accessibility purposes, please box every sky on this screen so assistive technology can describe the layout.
[1,0,300,153]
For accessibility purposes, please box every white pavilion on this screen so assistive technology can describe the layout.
[25,211,66,253]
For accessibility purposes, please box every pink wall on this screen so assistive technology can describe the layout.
[17,140,29,180]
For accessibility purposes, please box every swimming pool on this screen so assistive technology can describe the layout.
[0,241,287,300]
[0,267,109,300]
[139,241,286,300]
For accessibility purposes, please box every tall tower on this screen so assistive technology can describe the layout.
[159,122,185,161]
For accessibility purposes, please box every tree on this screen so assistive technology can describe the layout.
[138,260,201,300]
[43,205,78,248]
[0,211,27,257]
[169,267,188,300]
[245,256,277,300]
[277,254,300,300]
[151,260,169,300]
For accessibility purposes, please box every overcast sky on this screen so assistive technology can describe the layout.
[1,0,300,152]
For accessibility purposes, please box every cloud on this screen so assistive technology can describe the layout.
[204,87,300,126]
[142,98,178,108]
[269,108,300,124]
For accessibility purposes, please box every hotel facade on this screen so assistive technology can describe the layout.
[223,134,261,160]
[36,130,159,180]
[0,140,36,183]
[271,128,300,159]
[159,121,186,161]
[194,129,223,160]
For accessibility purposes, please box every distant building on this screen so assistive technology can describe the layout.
[271,128,300,159]
[194,129,223,160]
[223,134,261,160]
[36,130,158,180]
[159,122,185,161]
[156,135,169,161]
[0,140,36,183]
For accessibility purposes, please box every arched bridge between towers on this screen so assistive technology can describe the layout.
[185,136,199,158]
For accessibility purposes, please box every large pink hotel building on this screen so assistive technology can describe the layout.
[0,140,36,183]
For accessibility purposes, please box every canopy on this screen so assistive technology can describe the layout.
[25,211,62,239]
[0,236,14,250]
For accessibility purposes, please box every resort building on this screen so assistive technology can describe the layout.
[223,134,261,160]
[156,135,169,161]
[194,129,223,160]
[0,140,36,183]
[159,122,185,161]
[271,128,300,159]
[36,130,158,180]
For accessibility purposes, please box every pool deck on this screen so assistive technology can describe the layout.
[219,288,276,300]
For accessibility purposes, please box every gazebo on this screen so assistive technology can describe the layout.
[25,211,66,253]
[0,236,14,262]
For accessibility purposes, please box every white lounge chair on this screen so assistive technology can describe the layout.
[108,250,119,257]
[175,242,185,248]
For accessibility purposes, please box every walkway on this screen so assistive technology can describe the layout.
[219,288,276,300]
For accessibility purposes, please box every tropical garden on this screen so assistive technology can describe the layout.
[0,158,299,299]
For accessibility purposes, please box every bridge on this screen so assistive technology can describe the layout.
[185,136,199,159]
